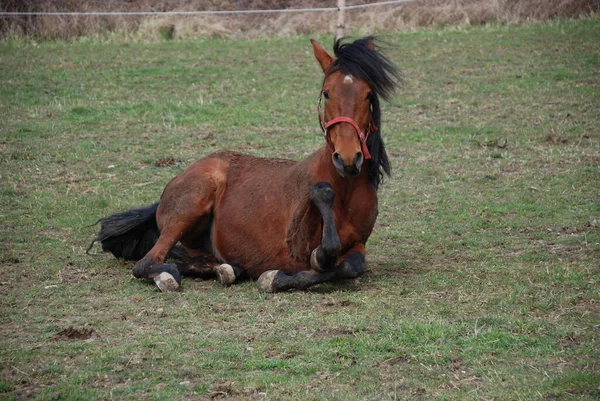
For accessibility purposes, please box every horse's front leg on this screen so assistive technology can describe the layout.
[308,182,341,272]
[257,244,366,293]
[258,269,336,293]
[257,182,357,293]
[308,183,368,280]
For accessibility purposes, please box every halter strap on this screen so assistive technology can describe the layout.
[324,117,372,160]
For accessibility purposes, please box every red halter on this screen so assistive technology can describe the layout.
[318,95,376,160]
[324,117,373,160]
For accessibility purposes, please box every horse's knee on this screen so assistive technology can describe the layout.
[310,182,335,207]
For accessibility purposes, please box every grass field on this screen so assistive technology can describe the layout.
[1,17,599,400]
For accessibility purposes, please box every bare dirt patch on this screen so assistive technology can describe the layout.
[545,134,570,144]
[318,298,354,308]
[209,381,236,399]
[58,262,92,283]
[154,156,181,167]
[375,354,411,366]
[310,326,374,339]
[53,326,95,341]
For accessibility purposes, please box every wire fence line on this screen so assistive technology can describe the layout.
[0,0,416,17]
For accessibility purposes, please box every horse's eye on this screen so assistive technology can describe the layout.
[322,91,330,100]
[365,91,373,100]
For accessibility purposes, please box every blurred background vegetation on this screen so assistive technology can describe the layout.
[1,0,598,40]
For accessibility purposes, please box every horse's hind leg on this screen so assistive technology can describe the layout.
[132,157,228,292]
[176,254,247,286]
[176,254,217,278]
[132,222,192,292]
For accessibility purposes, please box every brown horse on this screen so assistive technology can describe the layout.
[89,36,400,293]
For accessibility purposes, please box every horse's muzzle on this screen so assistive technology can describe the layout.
[332,151,364,178]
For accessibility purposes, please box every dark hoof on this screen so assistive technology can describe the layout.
[257,270,283,293]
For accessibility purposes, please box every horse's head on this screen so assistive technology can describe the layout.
[311,36,400,183]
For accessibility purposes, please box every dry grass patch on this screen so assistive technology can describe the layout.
[1,0,598,39]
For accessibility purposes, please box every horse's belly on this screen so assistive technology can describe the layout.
[212,213,308,278]
[210,175,311,278]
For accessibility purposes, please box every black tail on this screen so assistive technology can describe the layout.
[87,203,160,261]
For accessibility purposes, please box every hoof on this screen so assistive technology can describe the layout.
[310,248,325,273]
[154,272,181,292]
[214,263,236,286]
[257,270,282,293]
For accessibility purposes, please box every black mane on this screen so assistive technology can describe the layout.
[328,36,401,190]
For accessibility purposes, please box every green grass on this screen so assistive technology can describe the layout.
[1,18,599,400]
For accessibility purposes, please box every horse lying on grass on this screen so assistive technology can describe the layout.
[89,36,400,293]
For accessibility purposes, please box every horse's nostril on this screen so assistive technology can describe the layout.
[355,152,364,164]
[331,152,346,174]
[332,152,343,167]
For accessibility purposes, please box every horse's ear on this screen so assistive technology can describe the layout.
[366,36,376,51]
[310,39,333,73]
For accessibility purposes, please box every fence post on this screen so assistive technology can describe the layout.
[336,0,345,40]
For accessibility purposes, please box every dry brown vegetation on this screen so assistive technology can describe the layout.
[1,0,598,40]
